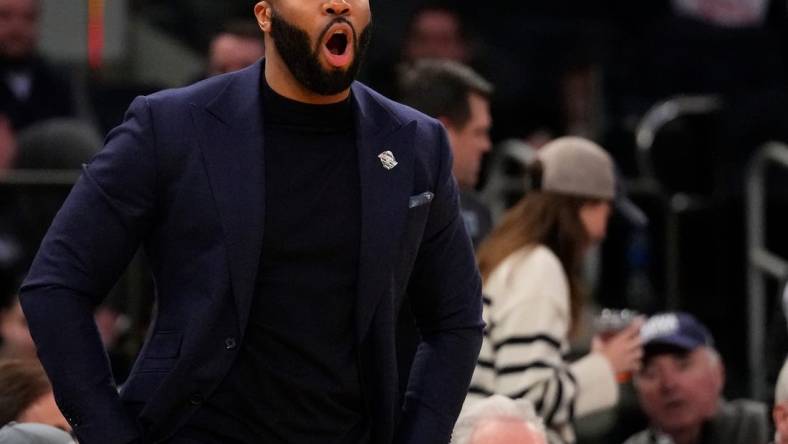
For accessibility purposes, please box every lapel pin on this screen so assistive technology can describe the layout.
[378,150,398,170]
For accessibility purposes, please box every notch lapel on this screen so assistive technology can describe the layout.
[190,64,265,333]
[353,84,417,344]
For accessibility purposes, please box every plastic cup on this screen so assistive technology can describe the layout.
[594,308,639,383]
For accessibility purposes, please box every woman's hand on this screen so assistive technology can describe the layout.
[592,318,644,375]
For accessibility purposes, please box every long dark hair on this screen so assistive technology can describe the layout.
[477,189,596,337]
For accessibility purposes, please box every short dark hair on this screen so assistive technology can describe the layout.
[399,59,493,129]
[0,359,52,424]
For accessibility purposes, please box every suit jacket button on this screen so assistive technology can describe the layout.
[189,393,204,406]
[224,337,237,350]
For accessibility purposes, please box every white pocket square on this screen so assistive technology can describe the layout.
[408,192,434,209]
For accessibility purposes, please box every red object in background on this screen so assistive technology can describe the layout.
[88,0,105,70]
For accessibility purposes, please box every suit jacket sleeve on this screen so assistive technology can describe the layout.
[19,96,158,444]
[395,122,484,444]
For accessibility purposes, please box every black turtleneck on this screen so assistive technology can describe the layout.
[183,78,366,443]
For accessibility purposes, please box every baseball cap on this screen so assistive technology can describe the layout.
[640,311,714,353]
[536,137,648,228]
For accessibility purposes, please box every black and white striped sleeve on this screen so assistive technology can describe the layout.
[465,246,618,435]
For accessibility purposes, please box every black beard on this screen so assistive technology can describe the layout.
[269,11,371,96]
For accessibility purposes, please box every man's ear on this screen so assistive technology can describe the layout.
[705,348,725,394]
[775,404,788,434]
[254,2,272,32]
[437,116,457,133]
[716,359,725,390]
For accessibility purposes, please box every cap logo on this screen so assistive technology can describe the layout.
[641,314,679,342]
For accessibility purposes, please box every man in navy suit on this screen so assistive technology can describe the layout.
[19,1,484,443]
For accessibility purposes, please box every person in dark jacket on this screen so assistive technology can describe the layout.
[19,1,484,443]
[0,0,75,132]
[399,59,493,247]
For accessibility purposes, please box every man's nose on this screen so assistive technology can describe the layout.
[323,0,351,16]
[482,137,492,152]
[658,370,678,391]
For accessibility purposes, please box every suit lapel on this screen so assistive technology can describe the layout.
[191,63,265,333]
[189,73,416,341]
[352,83,417,344]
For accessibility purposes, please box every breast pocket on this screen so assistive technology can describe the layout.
[394,192,434,302]
[408,191,434,209]
[403,192,433,251]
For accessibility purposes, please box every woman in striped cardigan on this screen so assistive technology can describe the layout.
[463,137,642,444]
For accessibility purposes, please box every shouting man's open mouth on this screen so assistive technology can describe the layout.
[321,23,354,69]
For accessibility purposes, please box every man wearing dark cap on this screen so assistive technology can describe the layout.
[624,312,768,444]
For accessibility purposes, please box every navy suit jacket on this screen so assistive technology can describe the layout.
[20,62,484,444]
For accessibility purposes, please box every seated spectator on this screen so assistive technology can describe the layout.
[401,3,472,65]
[625,311,768,444]
[395,2,526,142]
[399,59,493,246]
[452,395,547,444]
[0,422,74,444]
[0,0,76,132]
[13,117,102,262]
[0,295,35,360]
[772,357,788,444]
[466,137,643,443]
[0,359,70,432]
[207,21,265,77]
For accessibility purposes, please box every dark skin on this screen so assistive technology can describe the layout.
[253,0,371,104]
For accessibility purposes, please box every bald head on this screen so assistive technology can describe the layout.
[470,417,547,444]
[452,396,547,444]
[773,358,788,444]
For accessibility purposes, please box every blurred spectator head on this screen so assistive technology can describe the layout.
[671,0,769,27]
[477,137,616,336]
[15,118,101,170]
[634,312,723,441]
[0,295,35,360]
[0,0,40,63]
[452,395,547,444]
[399,59,492,189]
[0,422,74,443]
[774,357,788,444]
[535,136,615,243]
[0,359,70,432]
[402,3,470,64]
[208,21,265,77]
[13,118,102,257]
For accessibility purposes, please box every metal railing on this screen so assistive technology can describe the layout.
[746,142,788,400]
[479,139,537,222]
[633,95,723,309]
[0,169,82,186]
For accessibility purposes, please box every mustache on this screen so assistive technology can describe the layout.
[315,17,358,50]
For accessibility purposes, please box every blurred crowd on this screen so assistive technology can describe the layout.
[4,0,788,442]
